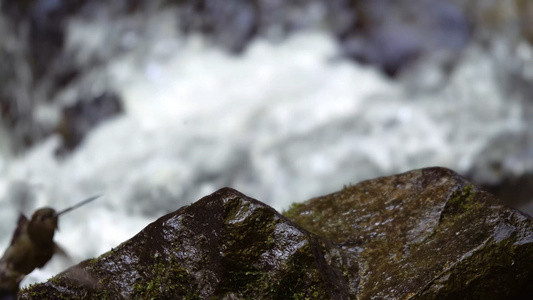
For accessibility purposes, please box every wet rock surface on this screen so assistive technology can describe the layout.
[286,167,533,299]
[19,188,346,299]
[19,167,533,299]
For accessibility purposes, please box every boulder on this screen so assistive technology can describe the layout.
[19,167,533,299]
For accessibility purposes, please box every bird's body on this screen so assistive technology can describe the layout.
[1,208,58,275]
[0,208,60,296]
[0,195,98,295]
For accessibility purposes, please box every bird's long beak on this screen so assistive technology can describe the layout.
[55,195,100,217]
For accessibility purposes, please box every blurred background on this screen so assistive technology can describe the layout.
[1,0,532,287]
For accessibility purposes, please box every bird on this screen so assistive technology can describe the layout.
[0,195,99,295]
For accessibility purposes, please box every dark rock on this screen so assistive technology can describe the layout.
[54,92,123,157]
[464,131,533,215]
[177,0,259,53]
[332,0,471,77]
[18,187,347,299]
[516,0,533,44]
[18,167,533,299]
[479,172,533,217]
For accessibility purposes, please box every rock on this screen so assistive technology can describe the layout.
[334,0,471,77]
[285,167,533,299]
[18,167,533,299]
[55,92,123,157]
[516,0,533,44]
[18,187,346,299]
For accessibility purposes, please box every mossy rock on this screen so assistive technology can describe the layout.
[285,167,533,299]
[19,167,533,299]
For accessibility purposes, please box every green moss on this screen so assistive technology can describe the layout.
[342,182,355,190]
[282,201,329,239]
[131,254,199,300]
[219,241,329,299]
[218,198,330,299]
[20,283,51,299]
[438,184,484,225]
[282,202,305,220]
[448,185,479,211]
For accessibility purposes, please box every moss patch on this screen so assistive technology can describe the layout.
[131,254,198,300]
